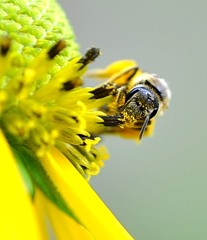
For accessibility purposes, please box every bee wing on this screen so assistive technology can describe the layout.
[108,65,140,86]
[86,59,139,79]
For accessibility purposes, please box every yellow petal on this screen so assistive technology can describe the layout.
[0,130,42,240]
[36,188,94,240]
[34,189,50,240]
[41,147,134,240]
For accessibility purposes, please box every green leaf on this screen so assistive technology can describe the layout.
[12,144,80,224]
[13,149,35,199]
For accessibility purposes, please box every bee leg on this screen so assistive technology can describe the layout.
[101,115,124,127]
[90,66,138,99]
[90,82,117,99]
[115,86,127,107]
[98,86,127,127]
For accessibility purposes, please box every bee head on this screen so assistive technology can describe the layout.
[119,86,159,139]
[133,73,171,114]
[122,73,171,139]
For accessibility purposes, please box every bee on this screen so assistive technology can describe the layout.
[88,59,171,140]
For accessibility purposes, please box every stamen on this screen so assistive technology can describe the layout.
[78,47,100,70]
[0,36,11,56]
[0,37,110,179]
[47,40,67,59]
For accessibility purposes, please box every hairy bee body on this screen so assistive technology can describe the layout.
[89,60,171,140]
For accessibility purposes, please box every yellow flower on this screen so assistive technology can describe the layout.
[0,1,134,239]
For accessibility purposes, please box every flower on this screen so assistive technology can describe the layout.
[0,1,134,239]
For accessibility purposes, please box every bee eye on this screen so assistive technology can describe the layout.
[125,86,140,102]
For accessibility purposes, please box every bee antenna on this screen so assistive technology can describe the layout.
[139,115,150,140]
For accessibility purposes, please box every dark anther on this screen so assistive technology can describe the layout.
[78,134,97,146]
[78,47,100,70]
[71,116,79,123]
[78,134,96,141]
[61,81,75,91]
[61,78,82,91]
[0,36,11,56]
[47,39,66,59]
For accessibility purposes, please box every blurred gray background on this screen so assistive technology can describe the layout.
[59,1,207,239]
